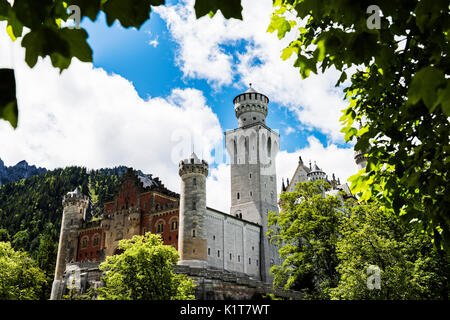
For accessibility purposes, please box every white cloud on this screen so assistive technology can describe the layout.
[0,24,223,194]
[206,163,230,213]
[145,30,159,47]
[156,0,350,142]
[276,136,359,194]
[284,126,295,135]
[148,38,159,47]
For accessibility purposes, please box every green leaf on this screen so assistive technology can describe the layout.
[267,14,294,40]
[60,28,93,63]
[12,0,53,29]
[294,55,317,79]
[335,71,347,87]
[0,69,18,128]
[67,0,102,21]
[21,26,92,71]
[194,0,242,20]
[435,81,450,116]
[102,0,164,28]
[6,10,23,41]
[408,67,445,110]
[21,26,70,69]
[0,0,10,20]
[414,0,445,33]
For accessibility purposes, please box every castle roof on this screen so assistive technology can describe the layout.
[181,152,205,165]
[245,86,257,93]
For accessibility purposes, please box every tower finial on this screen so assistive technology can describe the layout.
[249,82,252,88]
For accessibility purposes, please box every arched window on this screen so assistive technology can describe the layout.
[233,139,237,164]
[193,177,197,185]
[267,136,272,157]
[81,236,89,249]
[156,220,164,233]
[237,192,240,200]
[245,136,249,163]
[92,234,100,247]
[170,219,178,231]
[192,229,196,238]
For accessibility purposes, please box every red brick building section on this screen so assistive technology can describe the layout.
[76,169,180,262]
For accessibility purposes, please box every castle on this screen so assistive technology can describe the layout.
[50,86,360,300]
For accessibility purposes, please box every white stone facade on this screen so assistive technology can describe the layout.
[178,86,282,284]
[205,208,261,279]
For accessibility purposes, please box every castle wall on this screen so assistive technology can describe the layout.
[77,225,103,262]
[174,265,303,300]
[55,263,303,301]
[149,209,179,249]
[205,208,261,279]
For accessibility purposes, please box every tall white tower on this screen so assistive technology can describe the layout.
[224,85,280,283]
[178,152,209,268]
[51,188,89,300]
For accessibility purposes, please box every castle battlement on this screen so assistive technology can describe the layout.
[179,153,209,177]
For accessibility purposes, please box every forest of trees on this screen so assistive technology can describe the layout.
[0,166,125,299]
[268,180,450,299]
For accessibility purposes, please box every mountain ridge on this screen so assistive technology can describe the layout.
[0,157,47,186]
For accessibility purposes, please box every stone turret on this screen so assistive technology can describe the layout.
[233,84,269,128]
[178,152,209,268]
[51,187,89,300]
[307,162,326,182]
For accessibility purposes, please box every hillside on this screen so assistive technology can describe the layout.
[0,166,126,254]
[0,158,47,186]
[0,164,160,299]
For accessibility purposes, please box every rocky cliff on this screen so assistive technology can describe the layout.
[0,158,47,186]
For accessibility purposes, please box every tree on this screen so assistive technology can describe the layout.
[0,228,9,242]
[267,180,343,299]
[331,202,450,299]
[0,0,243,129]
[35,233,58,300]
[0,241,47,299]
[267,0,450,251]
[97,233,195,300]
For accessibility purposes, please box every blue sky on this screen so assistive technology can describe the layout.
[82,9,330,154]
[0,0,358,211]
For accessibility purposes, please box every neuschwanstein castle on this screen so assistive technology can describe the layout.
[50,87,360,300]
